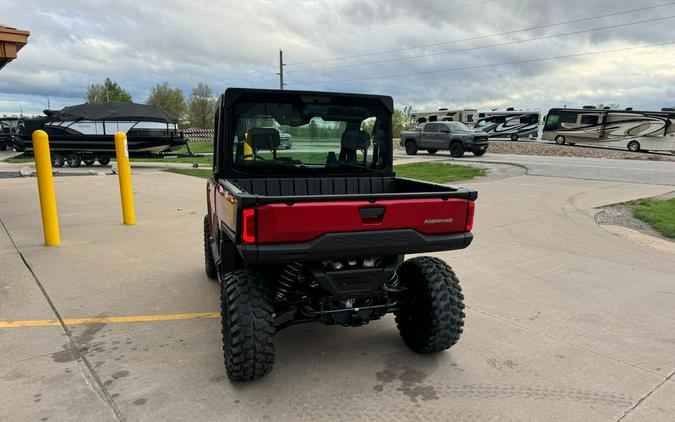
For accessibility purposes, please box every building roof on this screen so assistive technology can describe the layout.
[0,25,30,70]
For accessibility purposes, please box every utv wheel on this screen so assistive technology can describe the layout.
[204,215,217,279]
[219,269,275,381]
[555,135,566,145]
[405,141,418,156]
[510,134,519,142]
[51,153,65,168]
[449,142,465,158]
[83,159,96,166]
[98,157,110,166]
[395,256,465,353]
[473,149,487,157]
[65,153,81,167]
[627,141,641,152]
[427,149,438,155]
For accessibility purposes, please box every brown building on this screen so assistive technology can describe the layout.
[0,25,30,70]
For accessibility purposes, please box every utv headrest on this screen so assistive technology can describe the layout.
[248,127,280,150]
[341,130,371,150]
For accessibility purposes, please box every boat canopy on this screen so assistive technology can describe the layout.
[43,103,178,123]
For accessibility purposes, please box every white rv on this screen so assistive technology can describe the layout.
[473,108,540,141]
[542,107,675,153]
[410,108,478,126]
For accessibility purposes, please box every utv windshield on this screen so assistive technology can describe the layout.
[231,101,390,174]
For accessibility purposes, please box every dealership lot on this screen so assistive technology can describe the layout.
[1,156,674,421]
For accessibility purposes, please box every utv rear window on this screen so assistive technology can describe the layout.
[230,101,390,174]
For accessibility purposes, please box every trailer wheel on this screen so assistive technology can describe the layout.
[395,256,465,353]
[449,142,465,158]
[219,269,275,381]
[83,159,96,166]
[204,215,217,280]
[627,141,641,152]
[405,141,418,156]
[51,153,65,168]
[98,157,110,166]
[427,149,438,155]
[65,153,81,167]
[554,135,566,145]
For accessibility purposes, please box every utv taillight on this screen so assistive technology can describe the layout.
[241,208,256,244]
[465,201,475,232]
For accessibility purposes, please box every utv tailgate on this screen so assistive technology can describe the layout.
[238,197,474,263]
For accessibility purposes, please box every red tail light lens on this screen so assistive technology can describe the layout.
[242,208,256,243]
[465,201,475,232]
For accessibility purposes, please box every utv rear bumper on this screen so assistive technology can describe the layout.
[237,229,473,264]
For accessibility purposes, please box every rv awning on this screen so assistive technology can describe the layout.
[0,25,30,70]
[44,103,178,123]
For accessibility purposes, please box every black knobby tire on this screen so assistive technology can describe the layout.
[204,215,217,279]
[83,159,96,166]
[98,157,110,166]
[473,149,487,157]
[427,149,438,155]
[405,141,418,156]
[449,142,465,158]
[395,256,465,353]
[219,269,276,381]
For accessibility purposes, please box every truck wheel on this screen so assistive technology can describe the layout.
[405,141,418,156]
[627,141,641,152]
[219,269,275,381]
[427,149,438,155]
[395,256,465,353]
[51,153,65,168]
[555,135,566,145]
[0,143,6,151]
[510,134,519,142]
[449,142,465,158]
[473,149,487,157]
[65,153,81,167]
[98,157,111,166]
[204,215,217,279]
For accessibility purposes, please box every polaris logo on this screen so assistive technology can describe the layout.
[424,218,454,224]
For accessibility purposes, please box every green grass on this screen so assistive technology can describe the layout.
[394,162,485,184]
[633,198,675,239]
[2,156,33,163]
[164,168,212,178]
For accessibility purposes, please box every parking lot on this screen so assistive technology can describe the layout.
[1,154,674,421]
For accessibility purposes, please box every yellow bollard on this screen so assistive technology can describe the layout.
[32,130,61,246]
[114,132,136,225]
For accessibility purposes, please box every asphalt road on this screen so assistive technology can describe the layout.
[1,156,674,421]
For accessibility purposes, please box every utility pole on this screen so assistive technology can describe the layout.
[277,49,286,90]
[47,98,51,110]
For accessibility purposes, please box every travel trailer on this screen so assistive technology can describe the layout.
[473,108,540,141]
[410,108,478,126]
[542,107,675,153]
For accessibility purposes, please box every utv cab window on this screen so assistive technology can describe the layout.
[231,101,390,174]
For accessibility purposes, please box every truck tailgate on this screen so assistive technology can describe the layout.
[255,198,471,244]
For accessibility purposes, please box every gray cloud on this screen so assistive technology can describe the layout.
[1,0,674,115]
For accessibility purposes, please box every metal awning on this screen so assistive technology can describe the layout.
[0,25,30,70]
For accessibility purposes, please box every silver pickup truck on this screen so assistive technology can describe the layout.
[400,122,489,157]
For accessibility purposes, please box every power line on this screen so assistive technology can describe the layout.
[287,1,675,66]
[303,40,675,84]
[284,14,675,75]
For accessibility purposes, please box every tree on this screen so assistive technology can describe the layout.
[146,82,185,120]
[85,78,132,103]
[187,83,216,128]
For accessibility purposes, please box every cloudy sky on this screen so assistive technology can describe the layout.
[1,0,675,115]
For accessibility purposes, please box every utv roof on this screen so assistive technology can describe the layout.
[43,103,178,123]
[221,88,394,112]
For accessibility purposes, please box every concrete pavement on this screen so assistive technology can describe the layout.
[1,161,675,421]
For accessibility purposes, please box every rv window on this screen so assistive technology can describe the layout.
[521,114,539,125]
[494,116,506,124]
[559,111,578,124]
[580,115,599,125]
[466,114,474,123]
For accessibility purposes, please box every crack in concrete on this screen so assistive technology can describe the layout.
[0,218,126,422]
[615,370,675,422]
